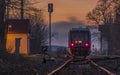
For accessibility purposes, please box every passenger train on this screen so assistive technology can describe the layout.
[68,27,91,57]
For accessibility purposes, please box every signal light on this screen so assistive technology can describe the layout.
[70,42,75,47]
[84,42,90,48]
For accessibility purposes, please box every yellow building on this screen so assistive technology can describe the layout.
[6,19,29,55]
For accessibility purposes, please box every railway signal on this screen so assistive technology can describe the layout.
[48,3,53,51]
[48,3,53,12]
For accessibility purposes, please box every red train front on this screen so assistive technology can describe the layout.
[68,28,91,57]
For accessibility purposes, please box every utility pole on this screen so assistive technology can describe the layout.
[0,0,6,51]
[21,0,24,19]
[48,3,53,51]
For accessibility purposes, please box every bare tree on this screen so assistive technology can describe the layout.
[86,0,120,25]
[112,0,120,23]
[29,11,48,54]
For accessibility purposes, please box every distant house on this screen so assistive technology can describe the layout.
[6,19,30,55]
[99,24,120,55]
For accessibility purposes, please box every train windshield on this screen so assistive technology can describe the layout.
[70,31,89,42]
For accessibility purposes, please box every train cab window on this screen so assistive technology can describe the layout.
[70,31,89,42]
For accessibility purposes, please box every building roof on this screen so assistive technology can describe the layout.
[6,19,30,34]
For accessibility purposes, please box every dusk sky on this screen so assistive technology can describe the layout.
[35,0,98,24]
[35,0,99,46]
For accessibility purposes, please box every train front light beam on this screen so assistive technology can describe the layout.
[75,40,82,44]
[78,40,82,44]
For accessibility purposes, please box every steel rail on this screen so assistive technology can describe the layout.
[86,57,116,75]
[48,57,73,75]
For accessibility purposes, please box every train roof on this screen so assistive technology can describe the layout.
[70,27,90,32]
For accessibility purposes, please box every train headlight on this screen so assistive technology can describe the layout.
[75,40,82,44]
[75,41,78,43]
[78,40,82,44]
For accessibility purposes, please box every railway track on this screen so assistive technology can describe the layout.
[48,56,117,75]
[48,57,73,75]
[86,57,115,75]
